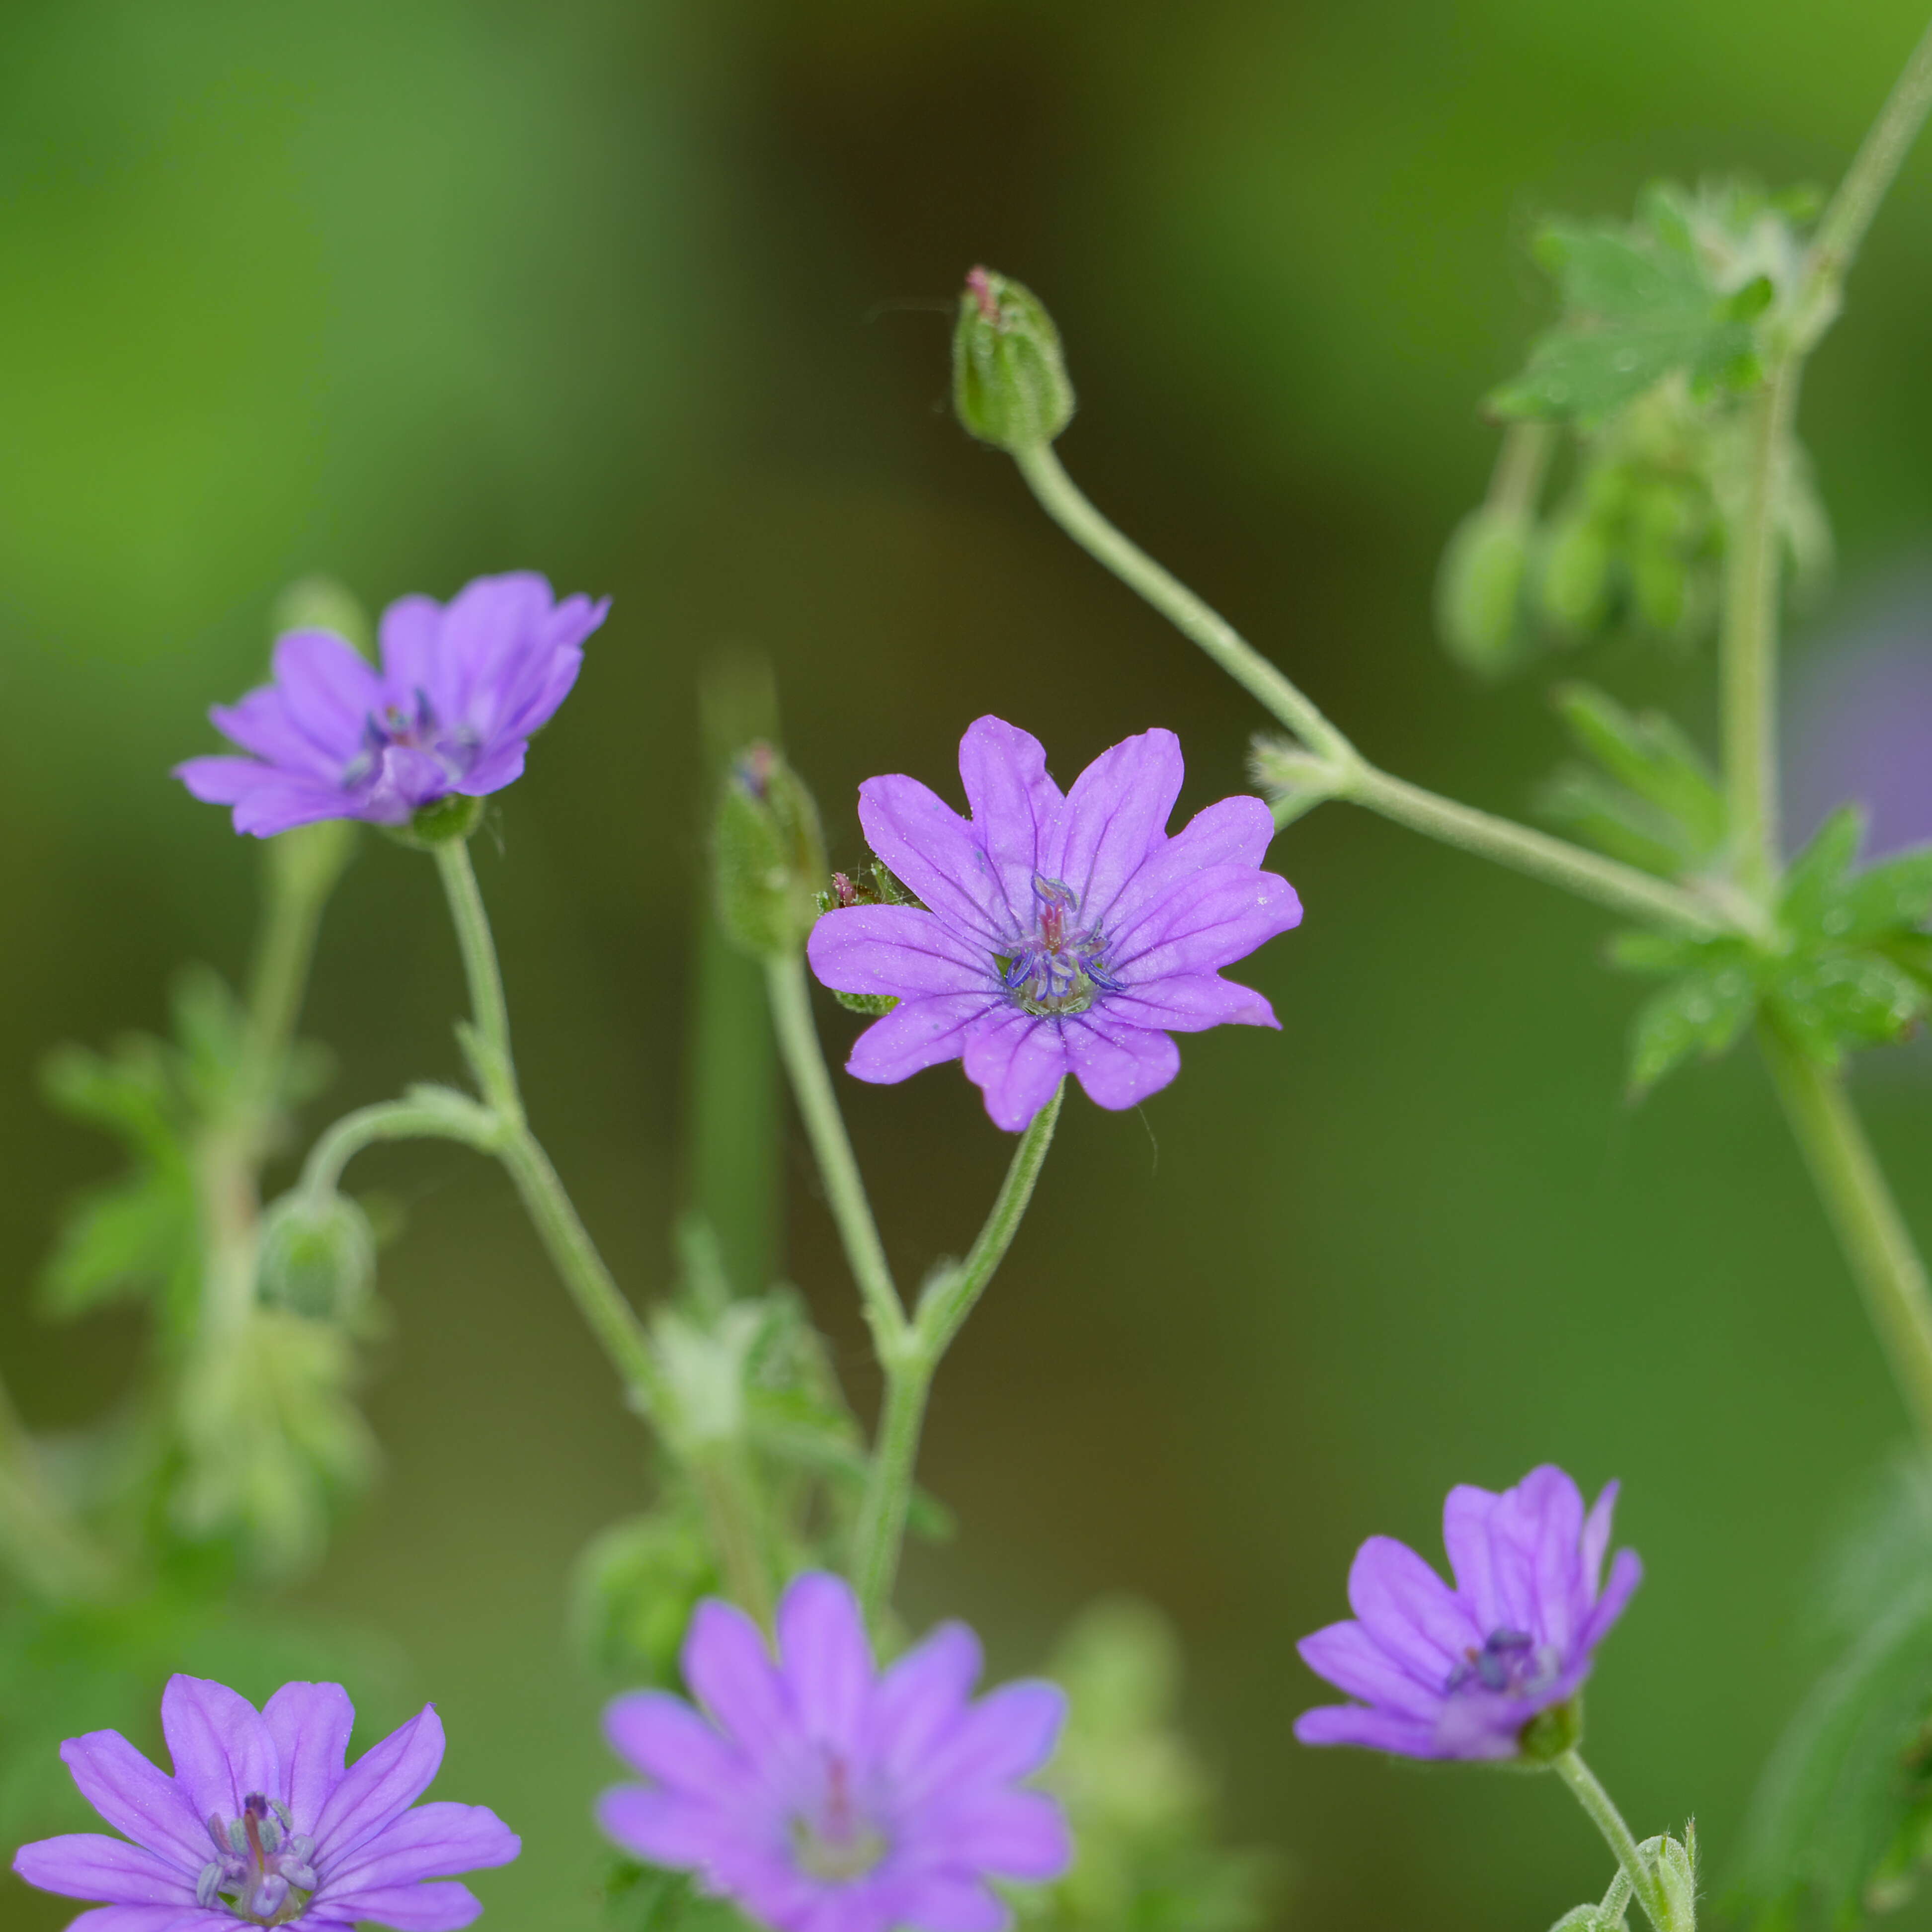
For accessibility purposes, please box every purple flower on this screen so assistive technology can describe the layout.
[12,1674,519,1929]
[1294,1465,1643,1762]
[598,1571,1071,1932]
[807,717,1303,1131]
[175,572,608,837]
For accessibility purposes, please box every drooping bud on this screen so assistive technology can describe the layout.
[1535,510,1613,636]
[952,266,1076,451]
[1436,505,1534,677]
[713,742,827,960]
[256,1190,376,1321]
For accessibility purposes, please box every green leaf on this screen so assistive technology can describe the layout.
[1606,930,1709,977]
[1551,683,1726,859]
[1834,846,1932,946]
[1766,952,1927,1066]
[1733,1458,1932,1929]
[37,1171,195,1317]
[1628,957,1758,1092]
[604,1859,756,1931]
[1781,807,1867,940]
[1537,769,1692,878]
[1489,218,1760,424]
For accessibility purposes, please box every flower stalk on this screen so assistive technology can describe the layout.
[1552,1750,1677,1932]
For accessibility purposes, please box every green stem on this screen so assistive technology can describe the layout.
[300,1094,502,1199]
[1013,440,1725,937]
[1760,1025,1932,1443]
[1718,369,1798,901]
[1792,14,1932,353]
[1488,419,1556,519]
[764,956,909,1353]
[427,841,670,1422]
[242,823,354,1101]
[850,1086,1064,1623]
[1552,1750,1670,1932]
[690,1448,776,1626]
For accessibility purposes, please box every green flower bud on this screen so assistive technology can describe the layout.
[257,1191,376,1322]
[572,1508,717,1683]
[1536,510,1614,636]
[1630,539,1690,636]
[952,266,1076,451]
[1436,505,1533,677]
[714,742,827,960]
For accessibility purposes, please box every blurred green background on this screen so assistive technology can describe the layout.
[5,1,1932,1926]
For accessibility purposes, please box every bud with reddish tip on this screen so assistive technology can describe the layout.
[952,266,1076,451]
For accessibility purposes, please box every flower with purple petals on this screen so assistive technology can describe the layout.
[175,572,608,837]
[1294,1465,1643,1762]
[12,1673,519,1929]
[807,717,1302,1131]
[598,1571,1071,1932]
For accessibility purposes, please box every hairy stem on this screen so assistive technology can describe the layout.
[1761,1025,1932,1443]
[764,956,909,1353]
[1719,368,1799,901]
[1793,14,1932,351]
[1553,1751,1671,1932]
[1013,441,1724,937]
[429,841,672,1424]
[851,1087,1063,1622]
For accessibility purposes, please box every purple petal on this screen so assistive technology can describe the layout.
[595,1786,740,1871]
[1345,1537,1480,1684]
[262,1682,355,1829]
[1486,1466,1584,1650]
[871,1623,982,1778]
[682,1598,793,1757]
[452,740,528,799]
[312,1880,481,1932]
[160,1677,278,1824]
[1097,973,1280,1034]
[1441,1485,1505,1633]
[858,776,1008,947]
[1432,1691,1542,1761]
[57,1730,209,1869]
[1113,797,1278,918]
[1575,1548,1644,1655]
[174,754,279,804]
[318,1801,519,1894]
[961,1013,1068,1131]
[900,1681,1066,1804]
[914,1791,1071,1880]
[898,1877,1011,1932]
[776,1573,875,1749]
[377,596,444,703]
[311,1706,445,1868]
[1292,1702,1439,1755]
[1296,1621,1445,1721]
[1042,728,1183,930]
[846,994,1003,1086]
[956,717,1064,929]
[602,1691,745,1804]
[1061,1016,1181,1112]
[1112,865,1303,980]
[54,1911,225,1932]
[268,632,384,759]
[808,907,991,998]
[1582,1481,1620,1594]
[11,1834,194,1906]
[206,685,343,776]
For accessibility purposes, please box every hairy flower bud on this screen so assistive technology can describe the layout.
[257,1191,376,1322]
[1436,505,1533,676]
[952,266,1076,451]
[714,742,827,960]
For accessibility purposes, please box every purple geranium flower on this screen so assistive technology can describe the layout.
[175,572,608,837]
[598,1571,1071,1932]
[12,1674,519,1929]
[1294,1465,1643,1762]
[807,717,1302,1130]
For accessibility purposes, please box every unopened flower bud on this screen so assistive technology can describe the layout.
[272,573,374,660]
[1536,511,1613,636]
[714,742,827,960]
[952,266,1076,451]
[1437,505,1533,676]
[257,1191,376,1322]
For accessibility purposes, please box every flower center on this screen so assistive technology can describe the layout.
[996,876,1120,1018]
[342,688,482,790]
[1444,1628,1559,1699]
[788,1753,888,1885]
[196,1792,318,1927]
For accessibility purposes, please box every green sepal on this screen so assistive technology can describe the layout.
[1518,1696,1583,1763]
[386,793,484,849]
[832,991,899,1017]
